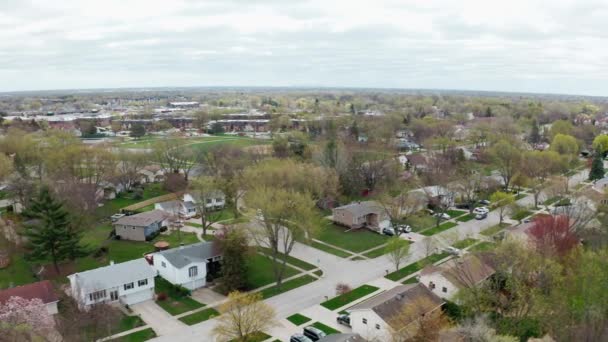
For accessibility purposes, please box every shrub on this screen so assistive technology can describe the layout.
[160,226,168,232]
[157,292,168,301]
[133,188,144,200]
[93,247,108,258]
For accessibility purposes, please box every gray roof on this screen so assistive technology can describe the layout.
[69,259,155,292]
[183,201,196,210]
[348,284,444,329]
[334,201,383,217]
[156,200,183,213]
[318,334,366,342]
[114,210,168,227]
[156,241,221,269]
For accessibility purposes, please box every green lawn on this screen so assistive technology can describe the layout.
[287,313,312,326]
[155,277,204,316]
[106,231,199,263]
[0,253,38,289]
[179,307,219,325]
[109,328,157,342]
[311,322,340,335]
[446,210,466,218]
[421,222,458,236]
[385,252,450,281]
[116,316,145,333]
[186,137,269,154]
[513,193,527,201]
[246,254,299,290]
[95,184,168,219]
[259,275,316,299]
[469,242,496,252]
[321,284,380,310]
[315,222,389,253]
[403,214,436,232]
[452,238,478,249]
[480,223,511,237]
[543,196,562,206]
[402,277,419,285]
[257,247,317,270]
[311,241,353,258]
[362,245,390,258]
[456,214,475,222]
[511,210,533,221]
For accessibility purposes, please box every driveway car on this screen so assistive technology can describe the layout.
[475,212,487,220]
[479,199,491,205]
[303,326,327,341]
[434,213,451,220]
[445,246,462,256]
[291,334,313,342]
[473,207,489,215]
[382,227,395,236]
[337,314,351,327]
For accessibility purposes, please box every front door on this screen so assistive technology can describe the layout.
[110,290,118,301]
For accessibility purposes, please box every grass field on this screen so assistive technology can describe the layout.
[469,242,496,252]
[287,313,312,326]
[179,307,219,325]
[385,252,450,281]
[446,210,466,218]
[511,210,533,221]
[246,254,299,290]
[421,222,458,236]
[257,247,317,271]
[320,284,380,310]
[315,222,389,253]
[186,137,270,154]
[259,275,317,299]
[155,277,204,316]
[0,253,38,289]
[109,328,156,342]
[362,245,390,258]
[310,241,353,258]
[456,213,475,222]
[452,238,478,249]
[480,223,511,237]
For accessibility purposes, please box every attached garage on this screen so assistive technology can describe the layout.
[121,288,154,306]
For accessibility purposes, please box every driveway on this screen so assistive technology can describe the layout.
[131,301,186,337]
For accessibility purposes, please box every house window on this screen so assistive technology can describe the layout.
[89,290,106,301]
[215,198,222,202]
[188,266,198,278]
[375,324,381,330]
[206,199,212,204]
[124,282,134,290]
[429,282,435,289]
[161,261,166,268]
[442,287,448,293]
[362,318,367,324]
[138,279,148,287]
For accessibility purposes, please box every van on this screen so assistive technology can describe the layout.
[303,326,327,341]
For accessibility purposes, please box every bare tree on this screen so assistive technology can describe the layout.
[212,291,276,342]
[385,237,410,271]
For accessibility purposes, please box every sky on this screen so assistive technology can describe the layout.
[1,0,607,95]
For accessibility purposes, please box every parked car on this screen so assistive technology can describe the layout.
[455,202,473,209]
[303,326,327,341]
[475,212,488,220]
[473,207,489,215]
[291,334,313,342]
[398,224,413,233]
[337,314,351,327]
[445,246,462,256]
[479,199,491,205]
[434,213,451,220]
[110,213,126,222]
[382,227,395,236]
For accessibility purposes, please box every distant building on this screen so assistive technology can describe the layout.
[113,210,169,241]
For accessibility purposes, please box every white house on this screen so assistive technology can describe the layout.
[347,283,444,341]
[138,165,165,184]
[0,280,59,315]
[419,255,495,300]
[183,191,226,210]
[150,241,222,290]
[67,259,156,308]
[154,200,197,218]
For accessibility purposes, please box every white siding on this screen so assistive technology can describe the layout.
[419,273,458,299]
[152,254,208,290]
[68,275,155,308]
[349,310,391,342]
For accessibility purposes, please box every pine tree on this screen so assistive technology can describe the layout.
[589,151,605,182]
[529,120,541,145]
[22,187,88,274]
[218,229,249,293]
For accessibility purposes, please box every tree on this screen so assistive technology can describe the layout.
[218,228,249,293]
[152,138,201,181]
[489,140,522,190]
[385,237,410,271]
[521,150,563,208]
[54,294,123,341]
[115,150,149,192]
[528,120,541,145]
[588,151,604,182]
[592,134,608,156]
[130,123,146,139]
[490,191,514,225]
[0,297,55,341]
[209,121,225,134]
[549,120,574,141]
[22,187,88,273]
[550,134,579,156]
[528,215,579,258]
[212,291,276,342]
[387,297,449,342]
[190,176,224,238]
[456,315,519,342]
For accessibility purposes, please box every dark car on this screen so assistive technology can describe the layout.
[290,334,313,342]
[382,227,395,236]
[455,202,472,209]
[337,314,351,327]
[303,326,327,341]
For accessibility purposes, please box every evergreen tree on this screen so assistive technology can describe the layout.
[349,103,356,115]
[218,229,249,293]
[129,123,146,139]
[529,120,541,145]
[589,151,605,182]
[22,187,88,274]
[350,120,359,139]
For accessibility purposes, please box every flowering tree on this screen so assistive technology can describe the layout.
[0,296,54,340]
[529,215,579,257]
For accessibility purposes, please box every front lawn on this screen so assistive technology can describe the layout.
[155,277,204,316]
[106,231,199,263]
[311,322,340,335]
[260,275,316,299]
[452,238,478,249]
[246,254,298,290]
[403,214,436,232]
[421,222,458,236]
[446,210,466,218]
[116,315,145,333]
[257,247,317,271]
[456,214,475,222]
[310,241,353,258]
[511,210,533,221]
[321,284,380,310]
[362,245,390,259]
[287,313,312,326]
[480,223,511,237]
[385,252,450,281]
[469,242,496,252]
[109,328,157,342]
[315,222,389,253]
[95,183,168,219]
[179,307,219,325]
[402,277,419,284]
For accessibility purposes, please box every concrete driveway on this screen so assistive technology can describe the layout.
[131,301,186,337]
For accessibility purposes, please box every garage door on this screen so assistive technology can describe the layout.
[121,288,154,306]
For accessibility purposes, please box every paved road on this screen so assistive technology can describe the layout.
[150,169,589,341]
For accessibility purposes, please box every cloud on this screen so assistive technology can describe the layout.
[0,0,607,95]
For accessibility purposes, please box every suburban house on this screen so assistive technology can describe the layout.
[409,185,454,209]
[0,280,59,315]
[155,200,197,218]
[405,153,428,172]
[347,283,444,341]
[332,201,390,231]
[419,255,495,300]
[183,191,226,210]
[138,165,165,183]
[67,259,156,308]
[113,210,169,241]
[317,333,366,342]
[149,241,222,290]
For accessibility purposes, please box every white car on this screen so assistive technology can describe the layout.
[473,207,489,215]
[434,213,451,220]
[445,246,462,256]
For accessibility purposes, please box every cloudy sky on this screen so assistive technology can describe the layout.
[1,0,607,95]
